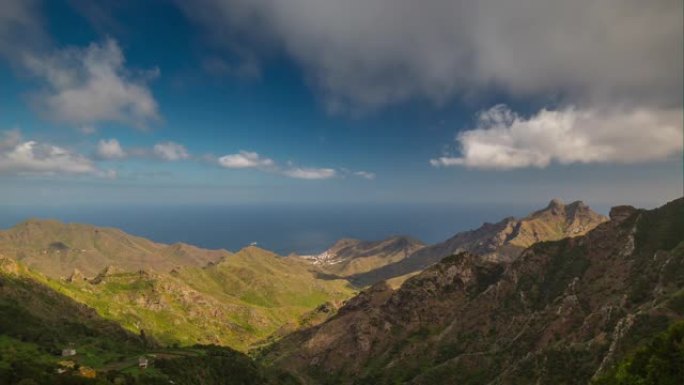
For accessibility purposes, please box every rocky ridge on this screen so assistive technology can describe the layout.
[263,197,684,385]
[350,199,608,286]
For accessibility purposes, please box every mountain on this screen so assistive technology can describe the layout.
[262,197,684,384]
[0,219,230,278]
[0,256,301,385]
[0,219,355,352]
[350,199,607,286]
[298,236,425,277]
[40,246,354,351]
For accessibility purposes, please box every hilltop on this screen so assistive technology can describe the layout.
[0,219,230,278]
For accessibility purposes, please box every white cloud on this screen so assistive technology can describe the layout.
[22,38,159,128]
[282,167,336,180]
[218,150,274,168]
[0,130,100,176]
[212,151,340,179]
[181,0,682,112]
[216,150,342,179]
[431,105,683,170]
[353,171,376,180]
[153,141,190,161]
[96,138,126,159]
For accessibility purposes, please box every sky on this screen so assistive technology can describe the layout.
[0,0,682,208]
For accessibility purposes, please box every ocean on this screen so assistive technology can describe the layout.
[0,203,549,255]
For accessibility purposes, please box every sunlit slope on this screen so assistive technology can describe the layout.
[0,219,229,278]
[35,246,354,351]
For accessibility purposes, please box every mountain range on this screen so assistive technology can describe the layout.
[1,198,681,384]
[261,198,684,384]
[347,199,607,286]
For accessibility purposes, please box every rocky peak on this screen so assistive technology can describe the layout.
[541,199,590,217]
[609,205,638,222]
[547,198,565,210]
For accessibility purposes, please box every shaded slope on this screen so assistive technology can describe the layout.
[0,256,145,352]
[263,197,683,384]
[350,199,607,286]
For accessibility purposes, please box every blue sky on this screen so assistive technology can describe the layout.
[0,0,681,208]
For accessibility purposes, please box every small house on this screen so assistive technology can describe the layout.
[138,356,149,369]
[61,348,76,357]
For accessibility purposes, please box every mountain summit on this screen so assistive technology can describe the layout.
[350,199,607,286]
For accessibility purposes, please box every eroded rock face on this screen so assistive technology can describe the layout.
[265,197,684,385]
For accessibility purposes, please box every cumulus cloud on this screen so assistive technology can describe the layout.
[22,38,159,128]
[218,151,274,168]
[96,138,126,159]
[0,2,160,129]
[181,0,682,111]
[282,167,337,180]
[0,130,106,176]
[153,141,190,161]
[431,105,683,170]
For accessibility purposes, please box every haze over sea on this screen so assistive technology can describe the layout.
[0,203,606,255]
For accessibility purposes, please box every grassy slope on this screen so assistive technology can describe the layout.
[0,219,355,352]
[0,256,301,385]
[43,247,355,351]
[0,219,229,278]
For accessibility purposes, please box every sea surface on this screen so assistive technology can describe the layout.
[0,203,547,255]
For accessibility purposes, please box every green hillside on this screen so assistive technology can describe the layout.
[0,219,356,352]
[0,255,300,385]
[39,246,354,351]
[593,321,684,385]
